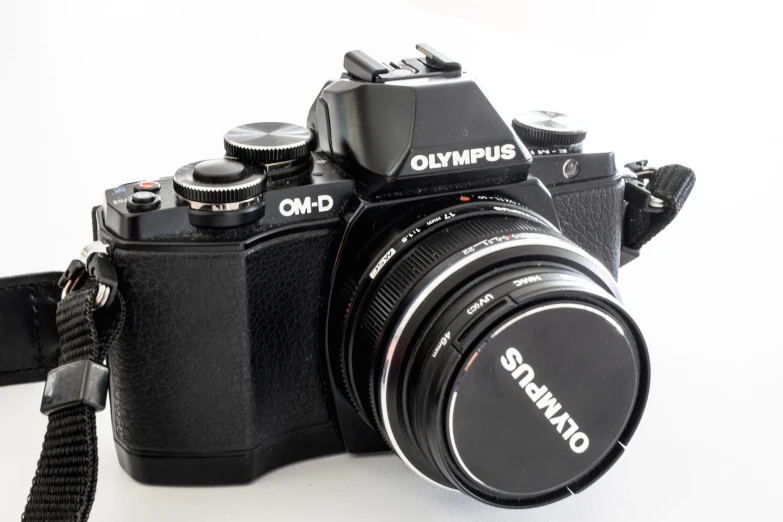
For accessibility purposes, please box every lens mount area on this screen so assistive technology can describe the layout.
[338,200,649,508]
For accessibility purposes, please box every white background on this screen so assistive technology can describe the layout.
[1,0,781,520]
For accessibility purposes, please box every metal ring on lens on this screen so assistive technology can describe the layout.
[378,233,621,489]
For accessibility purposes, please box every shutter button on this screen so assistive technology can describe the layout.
[127,190,161,213]
[134,180,161,192]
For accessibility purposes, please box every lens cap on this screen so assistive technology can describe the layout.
[448,302,640,500]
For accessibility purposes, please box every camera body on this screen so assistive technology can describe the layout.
[97,46,644,505]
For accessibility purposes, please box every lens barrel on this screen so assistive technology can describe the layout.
[339,201,649,507]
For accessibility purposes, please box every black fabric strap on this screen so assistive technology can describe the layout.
[22,282,125,522]
[623,164,696,251]
[0,272,62,386]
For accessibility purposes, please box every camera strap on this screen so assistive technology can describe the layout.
[16,250,125,522]
[621,163,696,263]
[0,272,62,387]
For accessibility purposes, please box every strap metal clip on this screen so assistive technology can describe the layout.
[622,160,665,214]
[58,240,118,308]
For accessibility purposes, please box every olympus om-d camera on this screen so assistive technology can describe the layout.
[91,45,692,508]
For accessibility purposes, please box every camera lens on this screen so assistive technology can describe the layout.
[339,201,649,507]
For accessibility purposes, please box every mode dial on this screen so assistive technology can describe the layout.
[512,110,587,151]
[224,122,316,164]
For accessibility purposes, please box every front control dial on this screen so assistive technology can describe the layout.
[172,158,265,205]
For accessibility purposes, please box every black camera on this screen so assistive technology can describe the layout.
[87,45,692,508]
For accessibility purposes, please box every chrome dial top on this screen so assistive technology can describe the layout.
[224,122,316,164]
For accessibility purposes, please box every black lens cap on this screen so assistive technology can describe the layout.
[447,302,640,500]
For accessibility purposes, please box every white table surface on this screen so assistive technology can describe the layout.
[1,1,780,520]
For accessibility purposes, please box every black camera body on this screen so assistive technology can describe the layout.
[94,45,672,508]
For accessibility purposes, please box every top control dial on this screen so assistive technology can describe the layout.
[224,122,316,164]
[512,110,587,151]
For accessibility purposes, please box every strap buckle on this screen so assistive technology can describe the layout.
[622,160,665,214]
[40,360,110,415]
[58,240,118,308]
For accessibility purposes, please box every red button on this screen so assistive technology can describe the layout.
[134,180,161,193]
